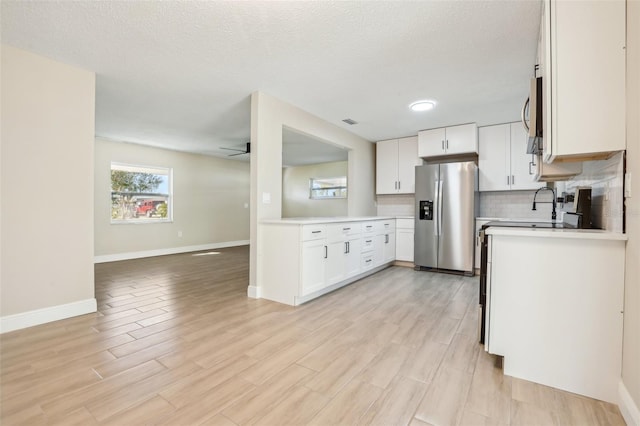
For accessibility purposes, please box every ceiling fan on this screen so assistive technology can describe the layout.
[220,142,251,156]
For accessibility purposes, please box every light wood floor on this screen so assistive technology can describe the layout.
[0,246,626,425]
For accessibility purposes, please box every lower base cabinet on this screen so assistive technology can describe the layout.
[395,218,414,262]
[301,239,326,296]
[259,218,396,306]
[485,230,625,403]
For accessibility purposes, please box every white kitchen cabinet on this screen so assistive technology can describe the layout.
[418,123,478,158]
[326,223,362,285]
[540,0,625,161]
[509,124,540,190]
[345,236,362,277]
[374,219,395,266]
[395,218,415,262]
[479,123,540,191]
[301,239,327,296]
[383,232,396,264]
[376,136,421,194]
[259,218,396,306]
[484,227,626,403]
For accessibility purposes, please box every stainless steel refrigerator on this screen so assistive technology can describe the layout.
[414,161,477,275]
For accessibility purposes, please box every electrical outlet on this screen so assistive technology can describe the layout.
[178,231,183,238]
[244,202,249,209]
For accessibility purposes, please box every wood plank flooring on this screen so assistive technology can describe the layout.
[0,245,626,425]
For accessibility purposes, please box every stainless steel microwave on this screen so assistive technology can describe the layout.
[521,76,543,154]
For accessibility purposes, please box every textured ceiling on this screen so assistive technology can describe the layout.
[1,1,542,162]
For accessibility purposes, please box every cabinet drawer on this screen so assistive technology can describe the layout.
[362,221,376,235]
[301,225,326,241]
[362,254,375,271]
[361,236,375,252]
[396,218,414,229]
[375,220,395,233]
[326,222,362,241]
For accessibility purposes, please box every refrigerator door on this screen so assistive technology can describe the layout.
[414,164,439,268]
[438,161,477,272]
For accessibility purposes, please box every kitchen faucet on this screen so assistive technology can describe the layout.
[532,186,557,221]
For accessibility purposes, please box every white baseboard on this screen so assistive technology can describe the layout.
[247,285,262,299]
[619,380,640,426]
[94,240,250,263]
[0,298,97,334]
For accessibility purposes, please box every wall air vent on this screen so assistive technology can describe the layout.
[342,118,358,125]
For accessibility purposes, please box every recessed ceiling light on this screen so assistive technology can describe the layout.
[410,100,436,112]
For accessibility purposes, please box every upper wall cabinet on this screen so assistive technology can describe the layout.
[376,136,422,194]
[418,123,478,158]
[540,0,625,162]
[479,122,541,191]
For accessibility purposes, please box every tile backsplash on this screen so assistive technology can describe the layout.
[379,190,553,220]
[557,151,624,232]
[378,150,625,233]
[479,189,551,220]
[376,194,415,216]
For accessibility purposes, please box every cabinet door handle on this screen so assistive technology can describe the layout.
[324,246,328,259]
[312,230,321,234]
[441,140,445,150]
[446,139,449,150]
[529,154,537,175]
[344,242,349,254]
[507,176,510,186]
[512,175,515,185]
[385,234,389,244]
[522,97,530,132]
[398,181,401,190]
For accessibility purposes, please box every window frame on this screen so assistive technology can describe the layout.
[308,176,348,200]
[110,162,173,224]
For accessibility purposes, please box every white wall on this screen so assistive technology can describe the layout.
[95,139,250,261]
[249,91,376,295]
[622,0,640,423]
[1,45,96,331]
[282,161,348,218]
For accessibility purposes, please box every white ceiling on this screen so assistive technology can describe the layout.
[1,1,542,163]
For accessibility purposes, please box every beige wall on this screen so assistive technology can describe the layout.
[282,161,348,218]
[249,91,376,292]
[623,0,640,418]
[1,45,95,318]
[95,139,250,258]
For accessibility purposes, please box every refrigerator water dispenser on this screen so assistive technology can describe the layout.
[419,200,433,220]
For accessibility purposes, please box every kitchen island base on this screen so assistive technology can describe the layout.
[484,227,626,404]
[257,217,396,306]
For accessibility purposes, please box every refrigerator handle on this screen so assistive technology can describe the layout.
[438,180,444,236]
[434,180,439,236]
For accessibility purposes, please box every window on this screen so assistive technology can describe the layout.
[111,163,172,223]
[309,176,347,199]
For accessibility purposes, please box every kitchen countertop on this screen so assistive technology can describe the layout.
[262,216,395,225]
[486,226,627,241]
[476,216,558,223]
